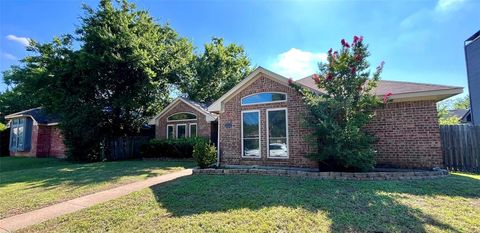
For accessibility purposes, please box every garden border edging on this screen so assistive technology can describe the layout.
[192,168,449,180]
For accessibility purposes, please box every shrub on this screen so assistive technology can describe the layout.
[0,123,6,132]
[140,137,207,158]
[193,139,217,168]
[290,36,386,172]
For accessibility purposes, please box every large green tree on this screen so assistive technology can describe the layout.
[183,37,251,103]
[2,0,195,160]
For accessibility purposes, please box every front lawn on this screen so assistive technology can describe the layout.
[0,157,195,218]
[21,172,480,233]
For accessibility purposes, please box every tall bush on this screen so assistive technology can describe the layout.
[291,36,388,171]
[192,139,217,168]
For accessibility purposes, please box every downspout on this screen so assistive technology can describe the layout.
[216,114,220,167]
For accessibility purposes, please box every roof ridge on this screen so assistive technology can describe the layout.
[297,74,462,89]
[378,80,462,89]
[5,107,43,117]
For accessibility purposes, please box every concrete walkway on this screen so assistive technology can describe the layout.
[0,169,193,232]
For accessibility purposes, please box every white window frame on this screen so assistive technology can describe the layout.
[241,92,287,106]
[266,108,289,159]
[241,110,261,158]
[10,118,26,152]
[167,112,198,122]
[189,123,197,137]
[176,124,187,139]
[166,124,174,139]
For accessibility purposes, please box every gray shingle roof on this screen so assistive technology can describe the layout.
[5,107,59,124]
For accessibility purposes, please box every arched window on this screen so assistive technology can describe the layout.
[167,112,197,122]
[241,92,287,105]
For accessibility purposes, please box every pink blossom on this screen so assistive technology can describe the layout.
[353,35,364,44]
[383,92,392,103]
[341,39,350,48]
[312,74,321,84]
[355,54,362,62]
[350,67,356,74]
[353,36,359,44]
[288,78,293,85]
[333,51,338,59]
[326,73,333,81]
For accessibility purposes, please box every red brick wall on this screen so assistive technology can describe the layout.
[36,125,52,157]
[49,126,66,158]
[156,101,212,140]
[219,74,317,168]
[365,101,443,169]
[218,73,443,169]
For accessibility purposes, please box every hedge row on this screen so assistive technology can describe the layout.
[140,137,209,158]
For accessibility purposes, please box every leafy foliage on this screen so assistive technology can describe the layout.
[192,138,217,168]
[437,95,470,125]
[291,36,384,171]
[1,0,195,161]
[0,123,6,132]
[437,106,461,125]
[140,137,205,158]
[182,38,251,103]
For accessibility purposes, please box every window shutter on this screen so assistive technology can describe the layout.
[24,118,33,151]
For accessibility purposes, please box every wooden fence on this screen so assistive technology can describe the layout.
[105,136,150,161]
[440,125,480,172]
[0,128,10,156]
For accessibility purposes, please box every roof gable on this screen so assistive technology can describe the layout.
[207,67,318,112]
[149,97,217,124]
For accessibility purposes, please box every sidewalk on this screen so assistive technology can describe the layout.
[0,169,193,232]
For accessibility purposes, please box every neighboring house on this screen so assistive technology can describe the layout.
[203,67,462,169]
[5,107,66,158]
[149,97,218,142]
[448,109,472,124]
[465,30,480,125]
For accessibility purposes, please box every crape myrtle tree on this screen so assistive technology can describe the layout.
[2,0,195,161]
[290,36,388,171]
[182,38,251,103]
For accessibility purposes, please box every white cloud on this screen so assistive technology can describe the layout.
[2,52,17,60]
[435,0,467,13]
[6,34,30,46]
[268,48,327,80]
[401,0,469,29]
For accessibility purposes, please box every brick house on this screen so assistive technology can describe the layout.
[5,108,66,158]
[204,67,462,169]
[149,97,218,141]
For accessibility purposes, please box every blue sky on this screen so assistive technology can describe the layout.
[1,0,479,96]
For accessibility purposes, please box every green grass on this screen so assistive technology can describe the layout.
[21,172,480,233]
[0,157,195,218]
[0,157,71,172]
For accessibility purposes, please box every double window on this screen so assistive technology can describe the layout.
[10,118,27,151]
[240,93,289,159]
